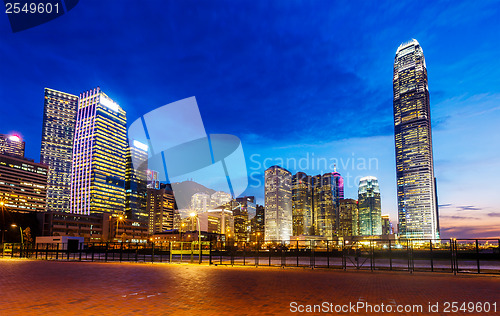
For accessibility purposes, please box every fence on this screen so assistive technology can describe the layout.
[1,238,499,275]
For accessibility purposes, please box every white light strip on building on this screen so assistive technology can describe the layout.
[133,140,148,151]
[100,95,119,112]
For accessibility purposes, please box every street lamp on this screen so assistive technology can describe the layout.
[190,212,202,264]
[0,200,6,245]
[11,224,23,245]
[116,215,124,242]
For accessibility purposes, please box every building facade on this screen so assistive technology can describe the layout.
[292,172,313,236]
[358,176,382,236]
[38,211,110,242]
[0,155,47,213]
[40,88,78,213]
[70,87,128,216]
[233,196,255,242]
[0,134,25,158]
[264,165,292,241]
[251,204,265,242]
[312,171,344,239]
[147,187,175,234]
[393,39,439,240]
[381,214,392,235]
[338,198,358,237]
[125,142,148,221]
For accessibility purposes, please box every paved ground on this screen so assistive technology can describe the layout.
[0,259,498,315]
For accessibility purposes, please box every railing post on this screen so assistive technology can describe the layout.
[209,241,212,265]
[243,242,246,265]
[256,241,259,267]
[450,239,455,275]
[120,242,123,262]
[35,243,38,260]
[476,239,480,274]
[389,239,392,271]
[56,243,59,260]
[151,242,155,263]
[268,243,271,266]
[327,240,330,268]
[342,239,346,270]
[169,242,172,263]
[430,240,433,272]
[296,240,299,267]
[281,241,285,267]
[406,239,410,273]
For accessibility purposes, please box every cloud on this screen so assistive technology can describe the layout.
[440,215,481,220]
[438,204,483,212]
[487,212,500,217]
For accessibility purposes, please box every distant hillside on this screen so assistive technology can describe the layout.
[170,180,216,209]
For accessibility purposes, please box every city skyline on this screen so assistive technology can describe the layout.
[1,1,499,238]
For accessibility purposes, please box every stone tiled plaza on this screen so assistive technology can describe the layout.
[0,259,498,315]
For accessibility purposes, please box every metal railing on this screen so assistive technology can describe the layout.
[1,238,499,275]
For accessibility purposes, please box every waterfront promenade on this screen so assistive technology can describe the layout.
[0,259,498,315]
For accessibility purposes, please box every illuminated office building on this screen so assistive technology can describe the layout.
[70,87,128,216]
[233,196,255,241]
[251,204,265,241]
[0,154,47,213]
[0,134,25,158]
[147,186,175,234]
[125,141,148,221]
[313,171,344,239]
[264,165,292,241]
[393,39,439,239]
[40,88,78,213]
[381,214,392,235]
[358,176,381,236]
[339,198,358,237]
[191,192,211,212]
[292,172,313,236]
[211,191,231,208]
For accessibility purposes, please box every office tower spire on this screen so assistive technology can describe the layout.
[393,39,439,239]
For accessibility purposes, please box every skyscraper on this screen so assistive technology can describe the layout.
[264,165,292,241]
[40,88,78,213]
[381,214,392,235]
[0,154,47,213]
[233,196,255,242]
[0,134,25,158]
[393,39,439,239]
[358,176,381,236]
[70,87,128,216]
[313,171,344,239]
[147,186,175,234]
[292,172,313,236]
[338,198,358,237]
[125,141,148,221]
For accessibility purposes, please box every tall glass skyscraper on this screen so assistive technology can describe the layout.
[393,39,439,240]
[70,87,128,216]
[40,88,78,213]
[313,171,344,239]
[358,176,381,236]
[125,141,148,221]
[292,172,313,236]
[264,165,292,241]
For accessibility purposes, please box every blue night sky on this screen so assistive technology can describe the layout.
[1,0,499,238]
